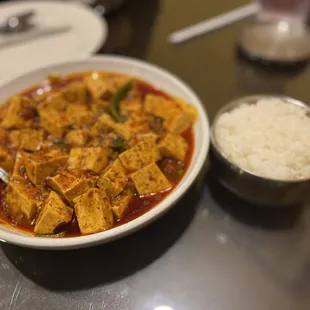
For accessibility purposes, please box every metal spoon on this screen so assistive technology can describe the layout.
[0,168,9,185]
[0,10,35,34]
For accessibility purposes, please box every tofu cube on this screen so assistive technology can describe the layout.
[0,128,7,141]
[0,105,6,121]
[65,129,88,146]
[136,132,158,144]
[111,187,134,219]
[165,110,194,134]
[0,146,14,173]
[1,96,34,129]
[87,137,111,148]
[118,146,143,172]
[73,188,114,234]
[25,149,69,185]
[9,129,44,151]
[144,94,194,134]
[39,108,72,138]
[85,74,114,99]
[90,98,110,115]
[126,112,150,133]
[136,140,161,166]
[90,114,132,140]
[61,82,88,104]
[144,94,179,121]
[67,104,94,127]
[12,151,27,181]
[119,140,161,172]
[97,159,127,197]
[32,92,49,104]
[34,191,73,235]
[120,99,143,114]
[131,163,171,195]
[158,133,188,161]
[68,147,109,173]
[174,97,198,121]
[49,171,97,201]
[5,181,41,223]
[38,92,68,112]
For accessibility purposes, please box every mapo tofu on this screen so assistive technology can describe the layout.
[0,71,197,237]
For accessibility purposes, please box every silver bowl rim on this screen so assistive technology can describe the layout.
[210,94,310,184]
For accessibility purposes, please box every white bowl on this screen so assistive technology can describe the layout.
[0,56,210,249]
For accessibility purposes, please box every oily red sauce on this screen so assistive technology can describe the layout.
[136,79,171,100]
[0,72,195,237]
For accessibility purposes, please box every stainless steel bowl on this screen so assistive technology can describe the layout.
[210,95,310,207]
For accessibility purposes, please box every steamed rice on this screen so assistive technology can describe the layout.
[214,98,310,181]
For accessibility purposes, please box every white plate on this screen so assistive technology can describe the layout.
[0,1,107,84]
[0,55,210,250]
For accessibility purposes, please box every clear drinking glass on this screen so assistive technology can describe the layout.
[258,0,309,21]
[239,0,310,64]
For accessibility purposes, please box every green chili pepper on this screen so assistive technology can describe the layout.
[111,79,135,122]
[53,139,65,145]
[111,136,126,150]
[176,169,184,175]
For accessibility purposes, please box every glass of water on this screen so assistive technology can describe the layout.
[258,0,309,21]
[239,0,310,64]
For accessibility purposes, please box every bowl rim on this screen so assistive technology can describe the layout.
[210,94,310,184]
[0,55,210,249]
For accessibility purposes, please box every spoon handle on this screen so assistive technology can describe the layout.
[168,3,259,44]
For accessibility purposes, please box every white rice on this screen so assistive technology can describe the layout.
[214,98,310,181]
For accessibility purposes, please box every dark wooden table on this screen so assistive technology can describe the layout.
[1,1,310,309]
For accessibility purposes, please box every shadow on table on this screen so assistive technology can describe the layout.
[206,169,310,296]
[1,180,203,291]
[236,49,309,95]
[206,168,303,230]
[99,0,160,60]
